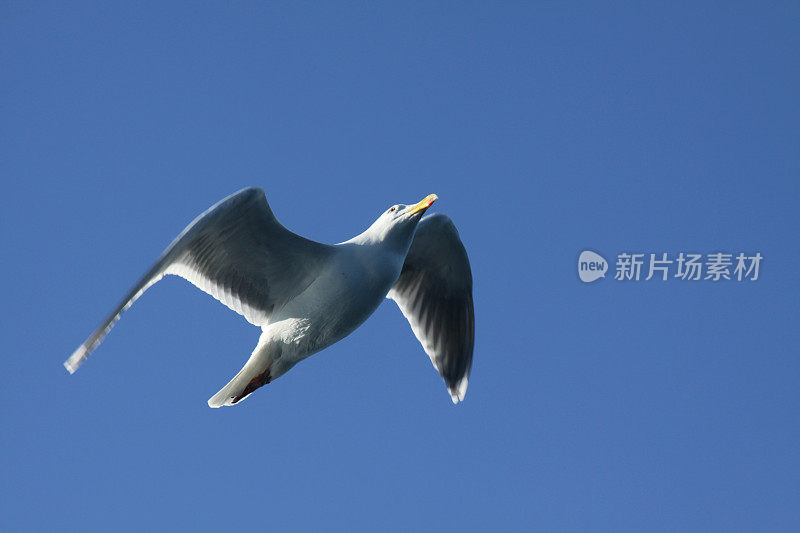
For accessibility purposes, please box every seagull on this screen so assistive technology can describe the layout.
[64,188,474,407]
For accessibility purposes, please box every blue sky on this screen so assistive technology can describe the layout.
[2,2,798,531]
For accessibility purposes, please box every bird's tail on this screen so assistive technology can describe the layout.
[207,334,284,408]
[208,363,272,408]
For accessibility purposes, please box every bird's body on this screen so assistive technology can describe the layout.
[65,187,474,407]
[211,241,404,406]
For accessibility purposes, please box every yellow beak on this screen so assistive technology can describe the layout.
[403,194,438,216]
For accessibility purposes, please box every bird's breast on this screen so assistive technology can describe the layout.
[272,247,401,351]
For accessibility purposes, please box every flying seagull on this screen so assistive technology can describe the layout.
[64,188,474,407]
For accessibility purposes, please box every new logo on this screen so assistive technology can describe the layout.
[578,250,607,283]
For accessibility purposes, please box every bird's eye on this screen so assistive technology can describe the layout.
[388,206,397,213]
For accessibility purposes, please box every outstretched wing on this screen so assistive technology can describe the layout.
[387,213,474,403]
[64,187,333,373]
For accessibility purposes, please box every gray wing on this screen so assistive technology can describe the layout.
[387,213,474,403]
[64,187,333,373]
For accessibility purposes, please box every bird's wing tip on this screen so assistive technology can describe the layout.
[448,379,468,404]
[63,347,87,374]
[63,360,76,374]
[448,376,469,404]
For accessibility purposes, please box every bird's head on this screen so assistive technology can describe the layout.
[358,193,438,250]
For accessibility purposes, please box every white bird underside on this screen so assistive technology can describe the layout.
[65,187,474,406]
